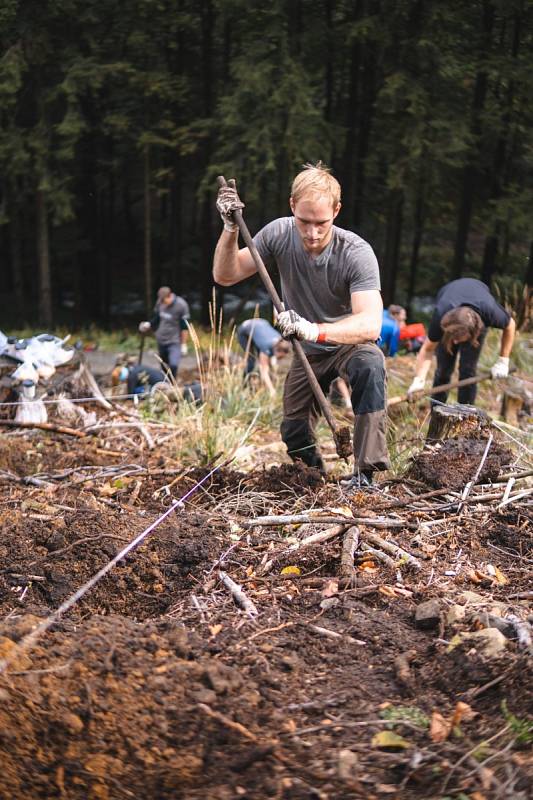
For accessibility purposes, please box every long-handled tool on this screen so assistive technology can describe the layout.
[387,368,515,407]
[217,176,352,461]
[138,334,145,366]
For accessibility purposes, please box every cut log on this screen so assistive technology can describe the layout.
[426,403,490,442]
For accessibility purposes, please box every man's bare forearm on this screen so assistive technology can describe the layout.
[318,314,381,345]
[500,318,515,358]
[213,230,241,286]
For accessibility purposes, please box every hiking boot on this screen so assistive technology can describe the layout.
[340,471,374,492]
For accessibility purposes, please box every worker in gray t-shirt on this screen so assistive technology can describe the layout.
[138,286,190,377]
[213,163,390,491]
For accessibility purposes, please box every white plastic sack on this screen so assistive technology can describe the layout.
[15,399,48,424]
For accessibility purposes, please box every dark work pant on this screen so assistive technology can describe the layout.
[158,342,181,378]
[280,343,390,472]
[431,330,487,405]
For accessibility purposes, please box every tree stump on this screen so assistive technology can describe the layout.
[426,403,490,442]
[500,378,531,426]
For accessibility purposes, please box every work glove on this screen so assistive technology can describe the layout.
[138,321,151,334]
[216,178,244,232]
[276,310,319,342]
[407,375,425,398]
[491,356,509,379]
[180,342,189,356]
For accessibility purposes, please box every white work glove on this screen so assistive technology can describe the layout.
[276,310,319,342]
[216,179,244,232]
[180,342,188,356]
[491,356,509,379]
[407,375,426,398]
[138,321,151,334]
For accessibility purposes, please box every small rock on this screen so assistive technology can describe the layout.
[454,628,507,657]
[457,591,485,606]
[338,748,359,781]
[320,597,339,611]
[62,712,84,734]
[415,599,441,629]
[475,613,515,639]
[446,604,466,626]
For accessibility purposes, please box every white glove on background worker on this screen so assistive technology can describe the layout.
[490,356,510,379]
[277,309,319,342]
[181,342,189,356]
[407,375,426,397]
[138,321,151,334]
[216,179,244,232]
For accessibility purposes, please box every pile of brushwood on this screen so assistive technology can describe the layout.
[0,392,531,800]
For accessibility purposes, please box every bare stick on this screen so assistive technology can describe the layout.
[340,526,360,580]
[291,523,348,549]
[0,420,86,437]
[198,703,258,742]
[457,433,494,515]
[360,543,396,568]
[363,531,422,570]
[78,362,113,410]
[219,571,258,617]
[309,625,365,646]
[242,514,407,529]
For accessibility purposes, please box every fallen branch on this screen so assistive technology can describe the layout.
[340,526,360,581]
[360,543,396,568]
[363,531,422,570]
[291,523,348,549]
[242,514,408,529]
[219,571,258,617]
[309,624,365,646]
[0,420,86,438]
[77,362,113,410]
[198,703,258,742]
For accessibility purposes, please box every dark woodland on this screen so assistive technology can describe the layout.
[1,0,532,326]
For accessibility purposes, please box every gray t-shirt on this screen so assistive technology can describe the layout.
[253,217,380,352]
[153,295,190,346]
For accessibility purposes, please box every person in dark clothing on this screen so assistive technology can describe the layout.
[139,286,190,377]
[112,363,202,402]
[237,318,291,396]
[408,278,516,404]
[213,164,390,490]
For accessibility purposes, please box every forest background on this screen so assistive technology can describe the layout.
[1,0,532,330]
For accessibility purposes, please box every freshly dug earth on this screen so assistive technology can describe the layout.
[409,437,512,489]
[0,434,531,799]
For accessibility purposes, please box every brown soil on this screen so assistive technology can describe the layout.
[0,432,531,800]
[409,437,513,489]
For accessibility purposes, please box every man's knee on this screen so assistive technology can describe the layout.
[345,348,386,413]
[280,418,323,470]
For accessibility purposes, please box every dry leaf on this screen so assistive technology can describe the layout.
[359,560,377,571]
[451,701,476,727]
[281,566,301,576]
[372,731,410,750]
[209,624,222,636]
[430,711,452,743]
[321,579,339,598]
[491,566,509,585]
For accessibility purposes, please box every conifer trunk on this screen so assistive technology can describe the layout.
[36,188,52,327]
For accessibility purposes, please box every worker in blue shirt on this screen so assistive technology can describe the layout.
[378,306,405,356]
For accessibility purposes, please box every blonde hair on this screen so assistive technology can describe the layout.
[441,307,484,354]
[291,161,341,208]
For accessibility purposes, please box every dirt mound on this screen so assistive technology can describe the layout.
[410,437,512,488]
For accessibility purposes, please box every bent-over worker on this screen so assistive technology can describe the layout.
[408,278,515,405]
[214,163,390,491]
[237,318,291,396]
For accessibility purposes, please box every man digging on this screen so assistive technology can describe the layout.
[213,162,390,490]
